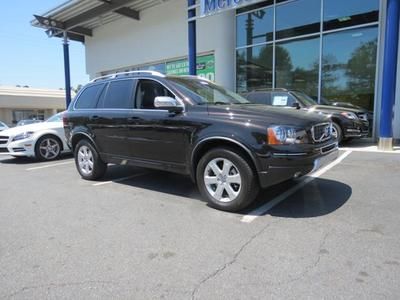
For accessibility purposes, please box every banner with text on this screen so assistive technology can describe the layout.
[199,0,263,17]
[166,54,215,81]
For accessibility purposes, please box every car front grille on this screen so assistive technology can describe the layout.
[311,123,332,143]
[0,148,9,153]
[0,136,9,145]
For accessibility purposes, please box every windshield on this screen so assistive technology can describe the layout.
[46,113,63,122]
[168,77,251,105]
[0,121,6,127]
[291,91,318,107]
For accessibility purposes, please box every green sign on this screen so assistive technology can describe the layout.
[166,54,215,81]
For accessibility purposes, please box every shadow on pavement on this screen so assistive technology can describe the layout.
[267,178,352,218]
[0,153,73,165]
[111,166,351,217]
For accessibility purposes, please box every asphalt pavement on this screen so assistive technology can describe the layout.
[0,150,399,299]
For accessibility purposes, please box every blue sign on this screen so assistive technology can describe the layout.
[200,0,262,17]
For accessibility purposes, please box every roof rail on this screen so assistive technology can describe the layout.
[90,70,165,83]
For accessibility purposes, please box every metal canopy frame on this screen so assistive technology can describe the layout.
[34,0,140,43]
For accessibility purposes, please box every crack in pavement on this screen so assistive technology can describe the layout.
[190,219,282,300]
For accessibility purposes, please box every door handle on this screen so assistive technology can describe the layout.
[91,115,100,120]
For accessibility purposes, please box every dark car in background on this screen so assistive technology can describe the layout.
[64,72,338,212]
[244,89,370,143]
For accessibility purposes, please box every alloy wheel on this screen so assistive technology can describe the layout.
[204,158,242,203]
[39,138,60,160]
[77,145,94,175]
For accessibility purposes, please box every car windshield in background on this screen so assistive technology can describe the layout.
[168,77,251,105]
[46,113,62,123]
[291,91,318,107]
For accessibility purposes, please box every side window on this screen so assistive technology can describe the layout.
[135,79,175,109]
[99,79,135,109]
[74,84,104,109]
[246,92,272,105]
[271,92,296,107]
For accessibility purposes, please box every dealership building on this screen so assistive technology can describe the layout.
[33,0,400,147]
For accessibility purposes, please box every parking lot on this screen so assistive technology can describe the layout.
[1,148,400,299]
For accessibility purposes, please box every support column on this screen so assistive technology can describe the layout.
[379,0,400,150]
[188,0,197,76]
[63,32,72,108]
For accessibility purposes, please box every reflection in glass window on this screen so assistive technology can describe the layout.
[321,26,378,111]
[236,7,273,47]
[276,0,321,39]
[324,0,379,31]
[275,37,320,98]
[236,45,273,93]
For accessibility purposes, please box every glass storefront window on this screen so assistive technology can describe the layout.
[236,45,273,93]
[275,37,320,98]
[321,26,378,111]
[324,0,379,31]
[236,7,274,47]
[276,0,321,40]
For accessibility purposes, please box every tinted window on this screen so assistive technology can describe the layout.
[321,26,378,111]
[75,84,104,109]
[324,0,379,31]
[275,36,320,98]
[236,44,273,93]
[245,92,272,105]
[236,7,274,47]
[276,0,321,39]
[100,80,134,109]
[136,80,175,109]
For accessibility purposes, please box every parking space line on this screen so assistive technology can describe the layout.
[240,150,353,223]
[26,161,74,171]
[92,172,149,186]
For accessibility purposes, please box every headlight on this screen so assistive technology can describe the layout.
[12,131,34,142]
[267,126,304,145]
[340,112,358,120]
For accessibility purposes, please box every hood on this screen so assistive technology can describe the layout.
[0,121,62,137]
[310,105,366,114]
[207,104,330,127]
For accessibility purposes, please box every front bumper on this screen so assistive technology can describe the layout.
[343,120,369,138]
[0,139,36,157]
[257,142,339,189]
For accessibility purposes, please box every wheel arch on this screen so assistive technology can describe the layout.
[35,133,64,152]
[190,137,259,182]
[71,132,97,152]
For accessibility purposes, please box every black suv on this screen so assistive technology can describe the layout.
[244,89,370,143]
[64,72,338,212]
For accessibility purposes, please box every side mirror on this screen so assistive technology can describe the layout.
[154,96,183,113]
[292,102,301,109]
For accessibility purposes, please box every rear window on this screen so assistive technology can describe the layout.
[99,79,135,109]
[75,84,104,109]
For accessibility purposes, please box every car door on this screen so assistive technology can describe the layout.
[89,79,136,158]
[126,78,187,168]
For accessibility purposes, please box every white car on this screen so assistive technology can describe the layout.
[0,121,8,132]
[0,113,70,161]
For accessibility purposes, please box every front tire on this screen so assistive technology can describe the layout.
[74,139,107,180]
[332,122,343,144]
[35,135,62,161]
[196,148,259,212]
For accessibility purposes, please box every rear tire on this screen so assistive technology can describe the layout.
[196,148,259,212]
[74,139,107,180]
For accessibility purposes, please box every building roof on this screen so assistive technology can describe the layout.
[31,0,172,42]
[0,86,73,98]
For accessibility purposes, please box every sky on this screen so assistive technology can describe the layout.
[0,0,88,89]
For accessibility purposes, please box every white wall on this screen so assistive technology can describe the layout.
[85,0,235,89]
